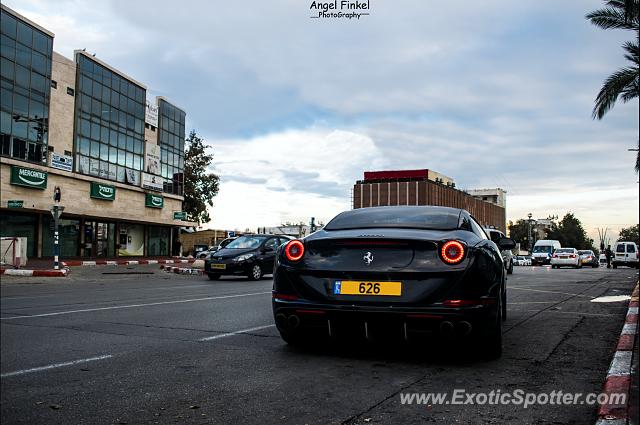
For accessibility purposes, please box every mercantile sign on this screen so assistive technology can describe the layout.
[10,166,48,189]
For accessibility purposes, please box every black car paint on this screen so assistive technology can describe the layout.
[272,207,509,353]
[204,236,289,279]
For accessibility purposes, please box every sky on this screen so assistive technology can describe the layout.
[8,0,639,243]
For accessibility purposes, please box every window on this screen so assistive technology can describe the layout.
[158,99,185,195]
[73,54,145,186]
[66,87,74,96]
[627,244,636,253]
[0,8,52,164]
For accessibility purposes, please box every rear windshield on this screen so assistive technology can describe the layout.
[616,244,626,253]
[324,207,460,231]
[577,250,592,255]
[555,248,574,254]
[533,245,553,253]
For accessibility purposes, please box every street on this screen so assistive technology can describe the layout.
[1,266,638,425]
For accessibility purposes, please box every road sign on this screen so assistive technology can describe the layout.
[7,200,23,208]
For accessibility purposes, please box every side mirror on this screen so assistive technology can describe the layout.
[497,237,516,251]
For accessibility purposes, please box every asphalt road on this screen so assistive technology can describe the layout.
[1,265,638,424]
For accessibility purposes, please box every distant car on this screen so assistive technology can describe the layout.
[532,240,562,266]
[612,241,639,268]
[524,256,532,266]
[577,250,599,268]
[514,255,531,266]
[599,253,608,266]
[204,234,293,280]
[551,248,581,269]
[484,228,514,274]
[198,237,238,259]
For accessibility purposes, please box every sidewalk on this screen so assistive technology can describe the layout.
[1,256,195,270]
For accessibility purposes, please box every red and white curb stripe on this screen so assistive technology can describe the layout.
[596,283,639,425]
[61,259,195,267]
[0,268,69,277]
[159,265,204,275]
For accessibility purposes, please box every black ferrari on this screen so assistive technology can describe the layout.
[272,206,515,358]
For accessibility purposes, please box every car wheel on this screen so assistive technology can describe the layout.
[613,264,617,269]
[207,273,220,280]
[480,306,503,360]
[577,263,582,269]
[279,331,303,346]
[248,264,263,280]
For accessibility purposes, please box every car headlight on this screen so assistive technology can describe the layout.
[234,254,254,262]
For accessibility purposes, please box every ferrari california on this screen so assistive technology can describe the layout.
[272,206,515,359]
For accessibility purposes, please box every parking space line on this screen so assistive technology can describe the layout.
[509,287,595,298]
[1,355,113,378]
[199,324,275,341]
[0,292,271,320]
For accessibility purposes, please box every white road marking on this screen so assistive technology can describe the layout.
[1,355,113,378]
[199,324,275,341]
[508,287,594,298]
[0,292,271,321]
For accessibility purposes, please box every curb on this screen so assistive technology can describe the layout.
[160,265,204,275]
[596,283,639,425]
[0,268,69,277]
[62,259,195,267]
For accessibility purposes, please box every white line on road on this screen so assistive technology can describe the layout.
[508,287,595,298]
[199,324,275,341]
[0,292,271,321]
[1,355,113,378]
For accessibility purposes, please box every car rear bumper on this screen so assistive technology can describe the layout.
[551,259,578,266]
[204,261,250,275]
[272,297,499,342]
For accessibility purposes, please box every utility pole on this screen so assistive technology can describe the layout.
[50,186,64,270]
[527,212,533,253]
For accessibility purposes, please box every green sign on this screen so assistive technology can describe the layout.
[10,166,47,189]
[173,211,187,220]
[90,182,116,201]
[145,193,164,209]
[7,200,23,208]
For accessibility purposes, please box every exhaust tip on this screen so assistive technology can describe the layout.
[457,321,472,336]
[288,315,300,329]
[275,314,288,329]
[440,321,454,335]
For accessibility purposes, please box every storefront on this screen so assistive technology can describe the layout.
[0,212,39,258]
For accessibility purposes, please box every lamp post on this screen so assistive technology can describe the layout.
[50,187,64,270]
[527,213,533,253]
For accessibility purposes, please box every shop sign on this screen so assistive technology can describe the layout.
[142,172,164,192]
[7,200,24,208]
[145,193,164,209]
[145,99,159,128]
[90,182,116,201]
[173,211,187,220]
[50,153,73,172]
[10,166,47,189]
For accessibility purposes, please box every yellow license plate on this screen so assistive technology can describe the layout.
[334,280,402,296]
[210,264,226,270]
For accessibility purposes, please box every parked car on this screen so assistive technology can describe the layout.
[514,255,531,266]
[272,206,516,359]
[612,241,639,268]
[577,250,599,268]
[524,256,532,266]
[551,248,581,269]
[484,228,514,275]
[204,234,293,280]
[198,237,238,259]
[532,240,562,265]
[599,253,608,266]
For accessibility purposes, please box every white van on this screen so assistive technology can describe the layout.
[612,241,639,268]
[531,240,562,266]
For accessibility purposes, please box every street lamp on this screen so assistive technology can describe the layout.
[527,213,533,252]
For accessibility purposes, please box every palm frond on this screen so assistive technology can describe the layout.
[622,41,640,64]
[592,67,638,119]
[586,6,639,30]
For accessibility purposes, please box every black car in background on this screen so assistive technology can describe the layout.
[205,234,293,280]
[272,206,515,359]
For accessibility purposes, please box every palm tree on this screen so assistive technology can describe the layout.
[586,0,640,172]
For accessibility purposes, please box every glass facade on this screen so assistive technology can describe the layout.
[0,8,53,164]
[42,216,80,257]
[147,225,170,256]
[74,53,146,186]
[0,212,38,258]
[158,99,185,195]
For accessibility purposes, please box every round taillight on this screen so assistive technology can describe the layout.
[441,240,465,264]
[285,240,305,262]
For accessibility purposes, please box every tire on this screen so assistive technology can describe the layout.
[613,264,617,269]
[207,273,220,280]
[247,263,263,280]
[576,264,582,269]
[501,288,507,321]
[279,331,303,346]
[480,306,503,360]
[551,265,556,269]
